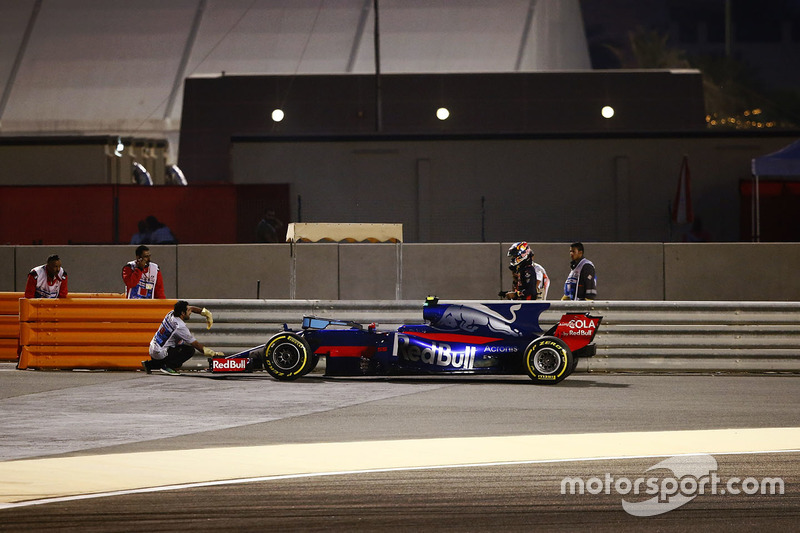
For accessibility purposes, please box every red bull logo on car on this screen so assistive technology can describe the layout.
[211,357,249,372]
[397,335,476,369]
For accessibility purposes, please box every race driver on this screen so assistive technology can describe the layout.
[500,242,549,300]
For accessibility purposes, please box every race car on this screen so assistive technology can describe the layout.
[208,297,601,384]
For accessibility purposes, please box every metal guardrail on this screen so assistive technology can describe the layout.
[188,300,800,373]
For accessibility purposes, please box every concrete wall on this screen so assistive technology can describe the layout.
[177,245,291,300]
[231,134,798,243]
[401,243,499,300]
[663,242,793,300]
[340,244,401,300]
[1,242,797,301]
[501,242,666,301]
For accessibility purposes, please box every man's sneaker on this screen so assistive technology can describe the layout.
[141,360,152,374]
[159,367,180,376]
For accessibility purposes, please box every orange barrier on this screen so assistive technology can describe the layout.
[0,293,24,359]
[0,293,22,315]
[15,296,172,370]
[19,323,155,346]
[0,316,18,360]
[19,346,154,371]
[0,292,128,361]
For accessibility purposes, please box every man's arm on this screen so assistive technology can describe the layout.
[579,264,597,301]
[121,264,143,290]
[58,275,68,298]
[515,268,536,300]
[154,270,166,299]
[191,339,222,356]
[24,273,37,298]
[187,305,213,328]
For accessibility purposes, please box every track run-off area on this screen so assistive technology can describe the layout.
[1,365,798,529]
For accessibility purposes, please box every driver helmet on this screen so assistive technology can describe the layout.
[508,241,532,267]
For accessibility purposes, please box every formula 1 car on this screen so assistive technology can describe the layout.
[208,297,601,385]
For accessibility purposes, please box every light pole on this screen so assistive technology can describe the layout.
[374,0,382,132]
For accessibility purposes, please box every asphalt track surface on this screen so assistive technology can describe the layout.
[0,363,798,531]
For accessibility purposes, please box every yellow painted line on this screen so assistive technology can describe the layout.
[1,427,799,506]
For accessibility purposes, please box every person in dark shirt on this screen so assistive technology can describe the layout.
[562,242,597,301]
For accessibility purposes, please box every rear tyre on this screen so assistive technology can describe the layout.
[263,333,313,381]
[568,355,579,376]
[523,337,572,385]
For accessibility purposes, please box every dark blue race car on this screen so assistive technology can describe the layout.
[209,297,601,385]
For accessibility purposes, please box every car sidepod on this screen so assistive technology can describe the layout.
[302,327,392,376]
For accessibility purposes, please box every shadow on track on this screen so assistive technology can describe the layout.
[176,371,630,388]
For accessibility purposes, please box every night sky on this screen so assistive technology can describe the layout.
[581,0,800,91]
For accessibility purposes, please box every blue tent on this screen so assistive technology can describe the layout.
[751,139,800,176]
[750,139,800,241]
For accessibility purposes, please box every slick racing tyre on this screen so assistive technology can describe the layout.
[523,337,573,385]
[568,355,580,376]
[263,333,314,381]
[301,353,320,376]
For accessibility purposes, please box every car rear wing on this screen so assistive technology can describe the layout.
[547,313,603,352]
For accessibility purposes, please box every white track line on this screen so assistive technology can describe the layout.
[1,427,798,508]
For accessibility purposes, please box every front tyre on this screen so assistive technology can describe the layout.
[264,333,313,381]
[523,337,572,385]
[301,353,320,376]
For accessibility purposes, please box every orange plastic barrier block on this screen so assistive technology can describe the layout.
[0,316,19,337]
[0,293,23,315]
[15,298,183,370]
[0,338,18,361]
[0,293,125,315]
[20,298,177,323]
[17,346,149,370]
[20,322,155,346]
[0,313,20,361]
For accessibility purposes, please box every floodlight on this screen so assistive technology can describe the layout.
[114,136,124,157]
[166,164,188,186]
[132,162,153,186]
